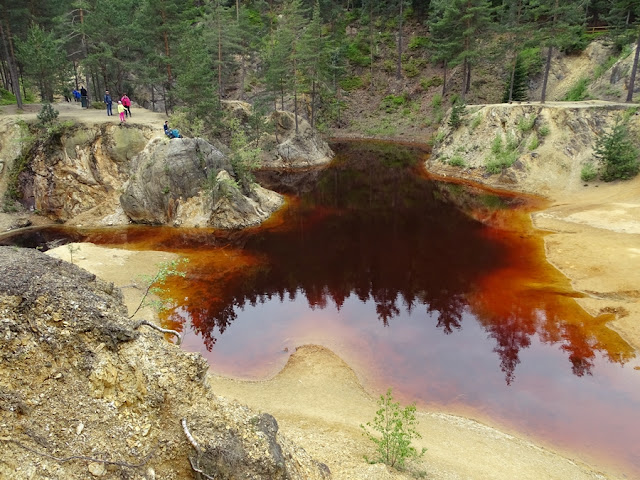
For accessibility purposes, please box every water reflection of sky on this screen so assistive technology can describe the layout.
[179,289,640,475]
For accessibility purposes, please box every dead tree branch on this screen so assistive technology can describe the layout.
[134,320,182,345]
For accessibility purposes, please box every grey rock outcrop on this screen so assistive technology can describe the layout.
[262,111,334,167]
[120,137,230,224]
[120,137,284,228]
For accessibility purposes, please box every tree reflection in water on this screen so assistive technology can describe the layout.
[160,141,634,386]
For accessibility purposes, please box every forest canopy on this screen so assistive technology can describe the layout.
[0,0,638,132]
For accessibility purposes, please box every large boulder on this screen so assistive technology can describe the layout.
[120,137,231,224]
[261,111,334,167]
[120,137,284,228]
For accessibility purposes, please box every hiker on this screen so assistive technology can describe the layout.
[163,121,181,139]
[121,94,131,117]
[104,90,113,116]
[117,101,126,123]
[80,86,88,108]
[72,88,80,102]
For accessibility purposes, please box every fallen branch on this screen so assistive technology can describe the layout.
[1,437,154,469]
[182,419,216,480]
[134,320,182,345]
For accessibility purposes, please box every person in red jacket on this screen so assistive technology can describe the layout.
[121,94,131,118]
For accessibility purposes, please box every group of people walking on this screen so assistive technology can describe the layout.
[103,90,131,122]
[70,87,133,123]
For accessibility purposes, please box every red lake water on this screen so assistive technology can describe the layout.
[3,141,639,477]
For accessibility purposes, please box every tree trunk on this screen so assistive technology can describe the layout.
[507,57,516,103]
[293,55,299,134]
[626,31,640,103]
[396,0,403,80]
[442,61,447,96]
[0,21,22,109]
[311,79,316,128]
[541,45,553,103]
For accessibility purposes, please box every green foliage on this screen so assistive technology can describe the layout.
[449,155,466,167]
[204,170,239,205]
[594,117,640,182]
[502,55,528,103]
[538,125,550,136]
[340,76,364,91]
[228,117,262,193]
[448,102,466,129]
[37,104,59,127]
[129,258,189,318]
[486,132,519,174]
[403,58,424,78]
[361,389,426,469]
[581,162,598,182]
[420,76,443,90]
[408,36,429,50]
[381,94,408,112]
[470,115,482,130]
[430,94,442,108]
[528,135,539,151]
[519,47,544,77]
[564,78,590,101]
[517,115,537,133]
[0,88,16,105]
[345,39,371,67]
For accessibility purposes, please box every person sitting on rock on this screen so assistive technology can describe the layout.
[163,121,182,139]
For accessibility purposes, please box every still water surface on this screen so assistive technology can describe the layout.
[3,141,639,476]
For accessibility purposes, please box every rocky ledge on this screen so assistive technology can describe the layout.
[0,246,330,480]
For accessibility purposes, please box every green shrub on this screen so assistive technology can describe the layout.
[471,115,482,130]
[528,135,539,150]
[518,115,537,133]
[431,93,442,108]
[491,134,503,154]
[487,132,519,174]
[408,36,429,50]
[448,102,466,129]
[594,117,640,181]
[519,47,544,77]
[421,76,443,90]
[449,155,466,167]
[0,88,16,105]
[564,78,590,101]
[340,76,364,91]
[361,389,426,469]
[581,163,598,182]
[403,59,423,78]
[37,103,59,126]
[345,40,371,67]
[538,125,550,136]
[381,94,408,112]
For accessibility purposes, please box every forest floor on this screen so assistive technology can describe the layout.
[1,101,639,479]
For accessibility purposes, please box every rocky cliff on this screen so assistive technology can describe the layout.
[427,101,639,198]
[0,246,331,480]
[0,106,334,229]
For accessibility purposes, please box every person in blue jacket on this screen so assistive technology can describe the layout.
[163,121,182,139]
[104,90,113,116]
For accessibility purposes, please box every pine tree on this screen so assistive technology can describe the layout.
[15,24,68,102]
[594,116,640,181]
[502,54,528,102]
[606,0,640,102]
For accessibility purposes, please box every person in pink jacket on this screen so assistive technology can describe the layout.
[121,94,131,118]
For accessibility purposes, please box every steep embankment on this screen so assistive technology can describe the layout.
[427,101,640,354]
[0,102,332,230]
